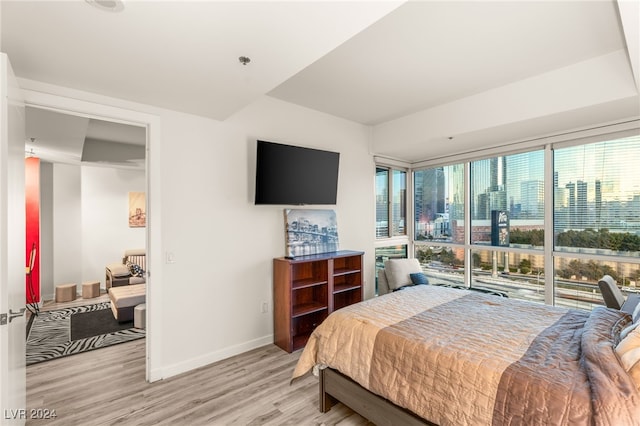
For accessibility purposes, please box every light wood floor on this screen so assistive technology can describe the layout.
[26,296,371,425]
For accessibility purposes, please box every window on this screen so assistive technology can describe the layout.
[376,164,408,295]
[553,257,640,310]
[414,165,464,243]
[375,167,389,238]
[415,245,465,284]
[401,131,640,310]
[376,166,407,238]
[391,170,407,236]
[554,137,640,256]
[413,164,465,287]
[471,249,545,301]
[553,136,640,307]
[470,151,544,248]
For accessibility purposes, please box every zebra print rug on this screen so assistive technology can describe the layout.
[26,302,145,365]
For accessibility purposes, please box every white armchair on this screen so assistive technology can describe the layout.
[377,258,423,295]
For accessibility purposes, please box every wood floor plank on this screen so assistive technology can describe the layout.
[27,294,372,425]
[27,338,372,425]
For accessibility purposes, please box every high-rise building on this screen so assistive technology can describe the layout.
[566,182,576,228]
[554,186,568,231]
[415,168,445,222]
[375,167,389,237]
[472,157,507,220]
[489,157,506,191]
[414,168,445,237]
[595,179,602,226]
[488,190,507,214]
[577,180,587,228]
[393,186,406,235]
[521,180,544,219]
[449,163,465,222]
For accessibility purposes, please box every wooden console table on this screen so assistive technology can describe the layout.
[273,250,364,353]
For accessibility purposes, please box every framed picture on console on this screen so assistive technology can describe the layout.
[284,209,339,257]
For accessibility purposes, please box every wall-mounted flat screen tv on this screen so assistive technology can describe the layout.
[255,140,340,205]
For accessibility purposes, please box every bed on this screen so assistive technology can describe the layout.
[292,284,640,425]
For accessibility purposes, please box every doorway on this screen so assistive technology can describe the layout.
[27,107,146,304]
[25,106,146,363]
[22,90,162,382]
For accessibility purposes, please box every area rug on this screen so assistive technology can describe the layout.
[26,301,145,365]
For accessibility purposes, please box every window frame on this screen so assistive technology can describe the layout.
[375,162,410,243]
[383,122,640,309]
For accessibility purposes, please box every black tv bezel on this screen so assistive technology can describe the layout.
[254,140,340,205]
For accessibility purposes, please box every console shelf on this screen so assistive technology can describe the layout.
[292,278,329,290]
[273,250,364,353]
[292,302,328,318]
[333,283,361,293]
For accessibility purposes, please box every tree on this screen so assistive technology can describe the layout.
[416,247,433,264]
[519,259,531,275]
[555,228,640,252]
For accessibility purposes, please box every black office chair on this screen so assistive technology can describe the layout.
[598,275,625,310]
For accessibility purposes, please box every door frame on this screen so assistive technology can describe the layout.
[21,87,164,382]
[1,52,27,424]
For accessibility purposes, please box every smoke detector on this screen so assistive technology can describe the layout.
[85,0,125,12]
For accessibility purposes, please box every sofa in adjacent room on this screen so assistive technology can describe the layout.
[105,249,146,290]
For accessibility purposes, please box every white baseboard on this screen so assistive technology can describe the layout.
[158,334,274,380]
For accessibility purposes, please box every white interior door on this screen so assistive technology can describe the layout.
[0,53,27,425]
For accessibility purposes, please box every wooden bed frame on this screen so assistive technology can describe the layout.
[319,367,435,425]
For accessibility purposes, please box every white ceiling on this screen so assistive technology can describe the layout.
[270,0,628,125]
[25,107,146,167]
[2,0,639,163]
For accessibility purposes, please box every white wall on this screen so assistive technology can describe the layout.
[81,166,145,290]
[52,164,82,292]
[157,97,375,375]
[41,163,145,300]
[20,80,376,380]
[39,162,53,301]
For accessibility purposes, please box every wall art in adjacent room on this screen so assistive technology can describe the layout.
[129,192,146,227]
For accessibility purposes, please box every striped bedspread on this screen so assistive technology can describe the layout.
[293,285,640,425]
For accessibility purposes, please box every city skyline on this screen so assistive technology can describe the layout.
[411,136,640,238]
[381,136,640,241]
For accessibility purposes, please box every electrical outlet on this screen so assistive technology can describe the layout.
[261,301,268,313]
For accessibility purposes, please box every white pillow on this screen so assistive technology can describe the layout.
[383,259,422,291]
[616,326,640,390]
[620,321,640,341]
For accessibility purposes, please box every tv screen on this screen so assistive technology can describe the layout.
[255,140,340,205]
